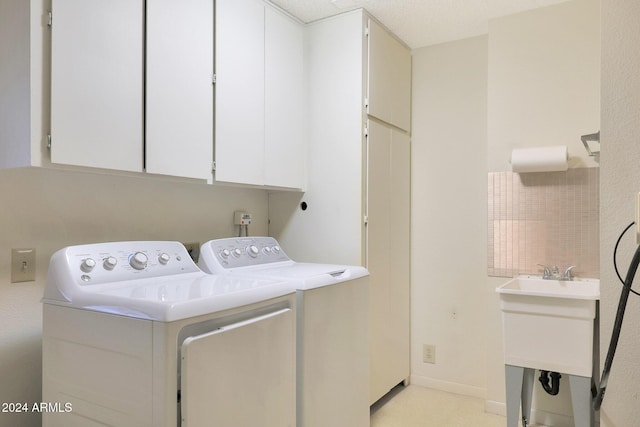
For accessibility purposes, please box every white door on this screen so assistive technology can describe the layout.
[264,7,305,189]
[146,0,214,181]
[214,0,265,186]
[366,119,411,404]
[181,308,295,427]
[50,0,143,172]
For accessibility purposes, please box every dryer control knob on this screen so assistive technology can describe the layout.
[272,245,281,254]
[262,246,272,255]
[220,249,231,259]
[158,253,170,265]
[80,258,96,273]
[232,248,242,258]
[247,245,259,258]
[103,256,118,271]
[129,252,148,270]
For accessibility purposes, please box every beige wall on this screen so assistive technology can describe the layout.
[411,35,489,396]
[487,0,600,173]
[0,167,268,427]
[412,0,600,424]
[600,0,640,426]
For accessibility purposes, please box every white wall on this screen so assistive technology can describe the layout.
[411,35,489,397]
[600,1,640,425]
[0,167,268,427]
[411,1,600,424]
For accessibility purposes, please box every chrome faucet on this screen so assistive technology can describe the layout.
[563,266,575,281]
[537,264,575,281]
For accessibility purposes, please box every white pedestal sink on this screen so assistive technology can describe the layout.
[496,275,600,427]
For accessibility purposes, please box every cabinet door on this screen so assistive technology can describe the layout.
[50,0,143,172]
[146,0,213,181]
[366,119,410,404]
[215,0,265,186]
[367,19,411,132]
[264,7,305,189]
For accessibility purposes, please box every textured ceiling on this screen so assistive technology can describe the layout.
[267,0,572,48]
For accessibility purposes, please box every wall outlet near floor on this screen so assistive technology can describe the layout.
[423,344,436,364]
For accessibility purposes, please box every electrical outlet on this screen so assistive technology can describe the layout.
[11,248,36,283]
[423,344,436,364]
[183,242,200,263]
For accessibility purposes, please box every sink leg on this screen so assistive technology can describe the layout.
[521,368,535,427]
[505,365,524,427]
[569,375,593,427]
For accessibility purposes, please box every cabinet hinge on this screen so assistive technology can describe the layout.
[365,25,369,37]
[364,97,369,109]
[47,11,52,27]
[364,126,369,137]
[364,215,369,226]
[212,161,216,172]
[47,134,51,149]
[212,74,216,85]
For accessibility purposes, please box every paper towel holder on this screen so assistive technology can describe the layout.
[581,131,600,157]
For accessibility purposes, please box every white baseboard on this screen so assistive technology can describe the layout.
[409,374,487,399]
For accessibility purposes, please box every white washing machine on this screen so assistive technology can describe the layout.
[198,237,370,427]
[42,241,296,427]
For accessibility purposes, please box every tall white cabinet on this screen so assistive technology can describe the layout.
[269,9,412,405]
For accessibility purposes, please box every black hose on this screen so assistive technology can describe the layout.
[594,243,640,410]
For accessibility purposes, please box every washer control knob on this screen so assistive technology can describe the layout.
[103,256,118,271]
[129,252,148,270]
[272,245,281,254]
[158,253,170,265]
[262,246,272,255]
[232,248,242,258]
[220,249,231,259]
[80,258,96,273]
[247,245,259,258]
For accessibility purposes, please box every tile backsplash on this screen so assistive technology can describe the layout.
[488,168,599,278]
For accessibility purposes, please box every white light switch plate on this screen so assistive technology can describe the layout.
[11,248,36,283]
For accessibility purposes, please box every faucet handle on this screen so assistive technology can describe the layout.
[563,266,575,281]
[537,264,551,279]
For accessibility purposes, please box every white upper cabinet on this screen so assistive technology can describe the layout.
[215,0,305,189]
[215,0,266,186]
[265,7,306,189]
[50,0,144,172]
[146,0,214,181]
[367,19,411,132]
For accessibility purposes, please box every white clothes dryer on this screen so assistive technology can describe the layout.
[198,237,370,427]
[42,241,296,427]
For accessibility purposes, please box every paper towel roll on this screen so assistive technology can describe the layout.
[510,145,568,173]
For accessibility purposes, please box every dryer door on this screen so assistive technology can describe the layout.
[180,308,295,427]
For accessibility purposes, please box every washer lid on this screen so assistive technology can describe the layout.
[43,241,294,321]
[223,262,370,290]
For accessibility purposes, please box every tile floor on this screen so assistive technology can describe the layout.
[370,385,541,427]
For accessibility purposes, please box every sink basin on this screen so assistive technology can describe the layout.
[496,275,600,377]
[497,275,599,300]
